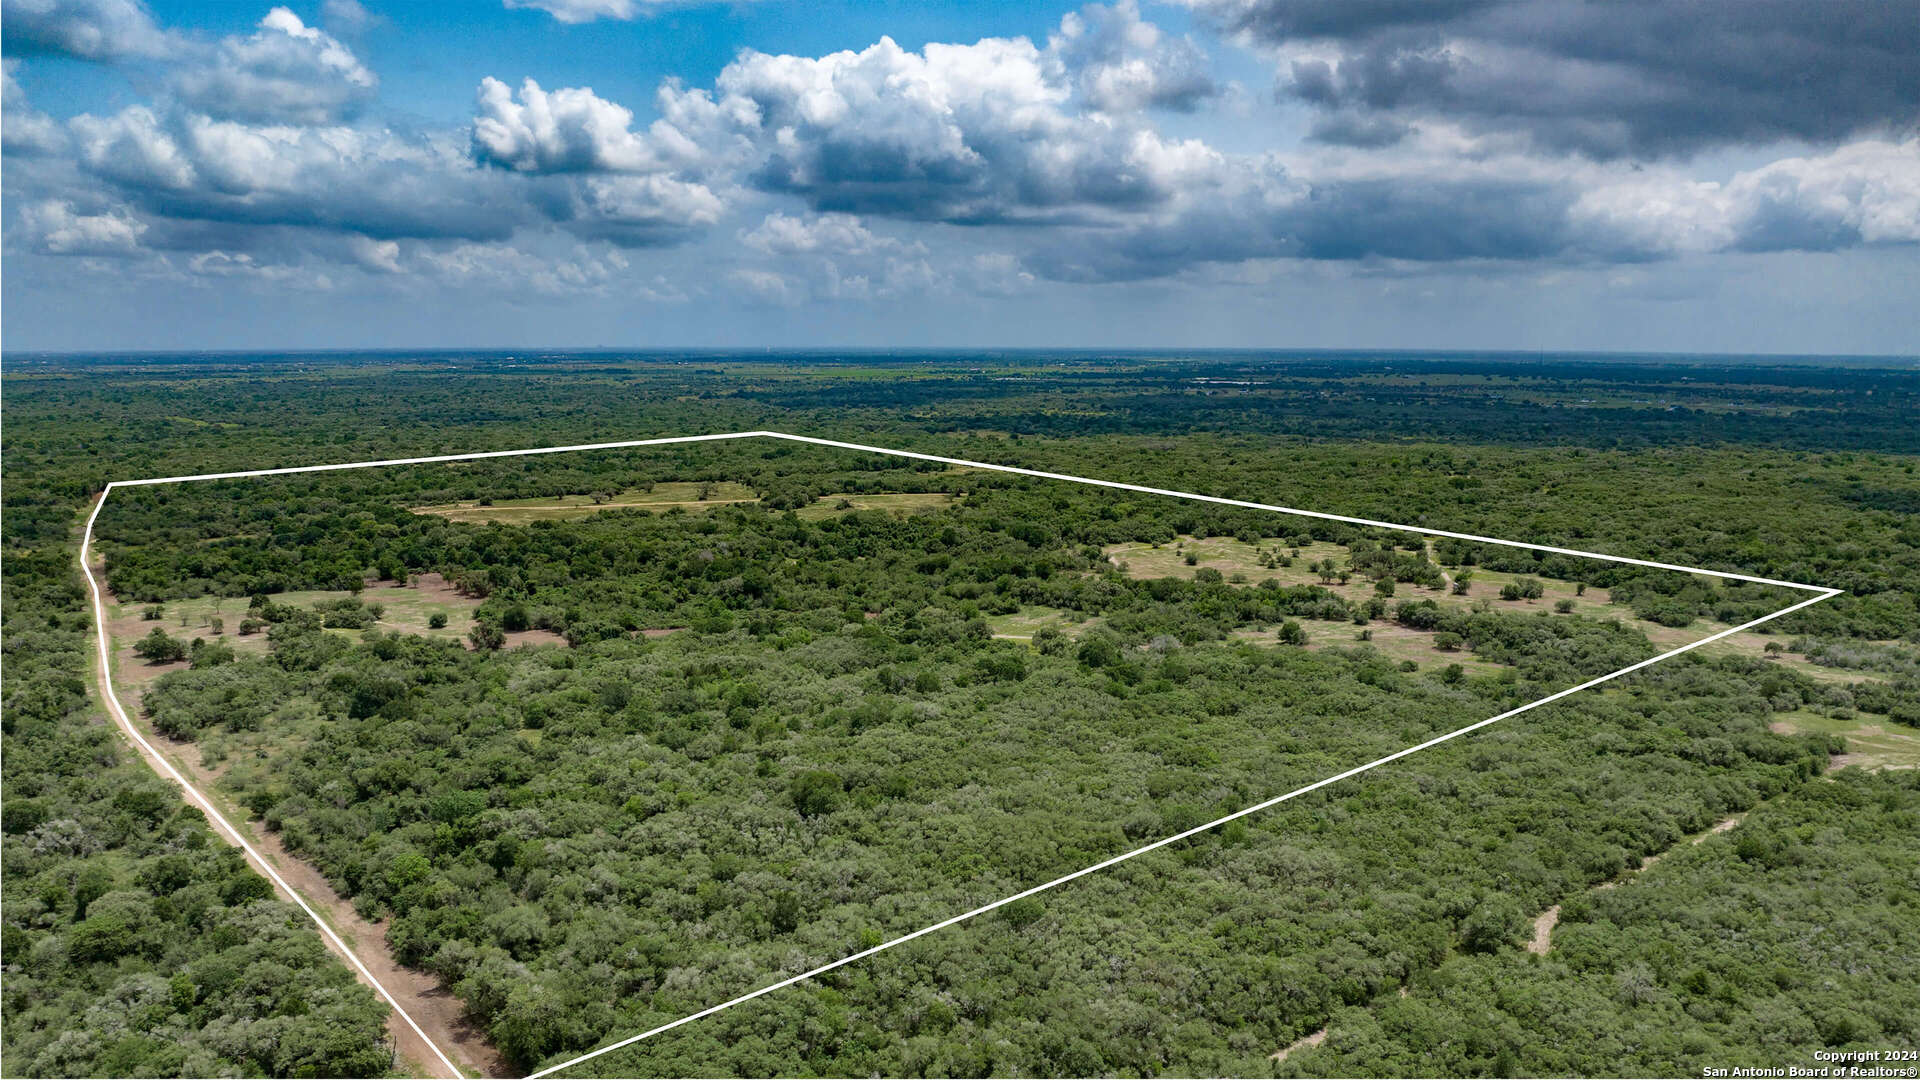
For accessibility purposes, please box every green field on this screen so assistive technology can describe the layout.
[110,579,480,643]
[793,491,957,519]
[985,604,1102,640]
[1769,709,1920,770]
[413,481,762,522]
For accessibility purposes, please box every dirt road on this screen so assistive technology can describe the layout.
[80,493,506,1079]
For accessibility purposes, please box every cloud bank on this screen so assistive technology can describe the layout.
[4,0,1916,321]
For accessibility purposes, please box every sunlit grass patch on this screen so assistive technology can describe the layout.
[411,481,760,522]
[793,491,958,519]
[1770,709,1920,770]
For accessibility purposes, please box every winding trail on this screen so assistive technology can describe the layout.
[80,493,502,1080]
[1530,810,1754,955]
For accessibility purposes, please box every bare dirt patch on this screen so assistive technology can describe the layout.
[1526,905,1561,955]
[1271,1027,1328,1063]
[409,570,467,603]
[500,628,570,649]
[1106,535,1323,585]
[1696,813,1747,841]
[107,595,264,683]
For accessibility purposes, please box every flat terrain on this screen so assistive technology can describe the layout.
[793,491,957,519]
[1770,710,1920,770]
[96,569,506,1079]
[985,604,1102,640]
[415,483,957,525]
[412,481,761,522]
[1695,631,1893,684]
[107,573,481,661]
[10,353,1916,1080]
[1281,620,1510,675]
[1103,534,1722,673]
[1104,535,1618,615]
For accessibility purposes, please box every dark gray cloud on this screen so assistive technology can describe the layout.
[1305,112,1411,148]
[1197,0,1497,41]
[1025,172,1588,282]
[1025,136,1920,281]
[1282,177,1577,261]
[66,108,525,242]
[1188,0,1920,158]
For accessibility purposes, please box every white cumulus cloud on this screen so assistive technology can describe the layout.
[1571,140,1920,257]
[1,59,67,155]
[472,77,664,173]
[1048,0,1216,114]
[670,25,1224,224]
[171,7,377,125]
[0,0,174,61]
[17,199,147,254]
[740,212,890,256]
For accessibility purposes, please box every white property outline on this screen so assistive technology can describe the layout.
[77,430,1841,1080]
[80,496,468,1079]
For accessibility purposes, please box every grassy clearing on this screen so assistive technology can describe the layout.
[793,491,957,520]
[1103,535,1334,584]
[1770,710,1920,770]
[985,605,1102,641]
[1267,619,1510,674]
[1100,534,1742,648]
[1101,533,1790,674]
[1696,632,1891,684]
[112,575,480,645]
[412,480,760,523]
[1453,565,1615,615]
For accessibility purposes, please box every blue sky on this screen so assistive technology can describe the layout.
[3,0,1916,354]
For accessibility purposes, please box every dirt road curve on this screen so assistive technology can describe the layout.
[80,493,506,1079]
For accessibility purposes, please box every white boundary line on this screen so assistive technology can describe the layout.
[80,430,1840,1080]
[80,493,466,1079]
[529,590,1837,1079]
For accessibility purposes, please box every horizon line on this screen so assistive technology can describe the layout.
[9,345,1919,363]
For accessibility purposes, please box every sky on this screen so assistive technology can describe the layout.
[2,0,1917,354]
